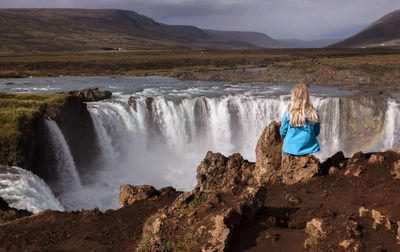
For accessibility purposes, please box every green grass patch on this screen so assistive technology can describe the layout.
[188,192,208,210]
[0,93,68,149]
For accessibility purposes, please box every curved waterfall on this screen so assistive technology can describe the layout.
[0,166,64,213]
[85,94,400,211]
[1,76,399,212]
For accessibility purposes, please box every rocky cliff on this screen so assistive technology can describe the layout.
[0,88,111,180]
[0,121,399,251]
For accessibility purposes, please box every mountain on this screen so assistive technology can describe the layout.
[0,9,282,53]
[330,10,400,48]
[204,29,286,49]
[278,39,341,48]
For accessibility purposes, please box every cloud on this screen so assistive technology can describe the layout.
[2,0,400,40]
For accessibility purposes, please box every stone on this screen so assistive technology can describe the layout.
[279,154,321,184]
[67,87,112,102]
[284,193,302,206]
[118,184,159,207]
[397,221,400,244]
[371,209,391,230]
[305,218,326,239]
[139,151,266,252]
[0,197,9,210]
[391,160,400,179]
[255,121,283,184]
[339,239,355,249]
[128,96,137,111]
[368,154,385,164]
[359,206,369,217]
[196,152,256,191]
[328,166,339,175]
[321,151,345,174]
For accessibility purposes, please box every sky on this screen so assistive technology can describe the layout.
[1,0,400,40]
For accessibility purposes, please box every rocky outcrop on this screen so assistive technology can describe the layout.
[255,121,283,184]
[67,87,112,102]
[0,90,109,183]
[279,154,321,184]
[138,151,266,251]
[0,197,32,225]
[255,121,321,184]
[118,185,178,207]
[339,93,388,155]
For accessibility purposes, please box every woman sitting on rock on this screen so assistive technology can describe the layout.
[280,83,320,157]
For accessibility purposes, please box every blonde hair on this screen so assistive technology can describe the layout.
[287,83,319,127]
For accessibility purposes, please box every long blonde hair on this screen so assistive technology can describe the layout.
[287,83,319,127]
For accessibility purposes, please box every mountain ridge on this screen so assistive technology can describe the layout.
[330,10,400,48]
[0,8,283,52]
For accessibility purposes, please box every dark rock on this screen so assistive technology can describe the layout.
[255,121,283,184]
[0,197,9,210]
[0,197,32,224]
[145,97,154,110]
[67,87,112,102]
[128,96,137,111]
[321,151,346,175]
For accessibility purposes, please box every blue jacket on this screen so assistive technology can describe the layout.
[280,111,320,155]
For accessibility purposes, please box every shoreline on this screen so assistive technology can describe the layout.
[1,48,400,90]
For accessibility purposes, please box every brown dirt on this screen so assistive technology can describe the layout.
[0,190,181,251]
[230,150,400,251]
[1,150,400,251]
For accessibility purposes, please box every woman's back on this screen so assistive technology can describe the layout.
[280,111,320,155]
[280,84,320,156]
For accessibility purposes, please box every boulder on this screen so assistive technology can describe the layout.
[279,154,321,184]
[67,87,112,102]
[118,185,159,207]
[128,96,137,111]
[255,121,283,184]
[138,152,266,252]
[196,151,256,191]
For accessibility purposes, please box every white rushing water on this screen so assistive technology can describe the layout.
[1,76,399,212]
[0,166,64,213]
[44,119,83,209]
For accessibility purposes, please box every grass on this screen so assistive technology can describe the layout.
[188,192,208,210]
[0,93,68,150]
[1,48,400,88]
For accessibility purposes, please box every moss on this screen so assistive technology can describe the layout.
[0,209,32,225]
[136,214,158,252]
[188,192,208,210]
[0,92,69,164]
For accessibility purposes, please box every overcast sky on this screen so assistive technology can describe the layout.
[2,0,400,40]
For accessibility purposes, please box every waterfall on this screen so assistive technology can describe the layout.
[44,93,399,211]
[86,95,345,194]
[379,100,400,150]
[44,119,82,208]
[0,166,64,213]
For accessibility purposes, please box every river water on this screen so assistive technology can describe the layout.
[0,76,399,212]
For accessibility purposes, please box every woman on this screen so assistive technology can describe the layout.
[280,83,320,157]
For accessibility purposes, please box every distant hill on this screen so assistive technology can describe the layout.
[330,10,400,48]
[278,39,341,48]
[204,29,285,49]
[0,9,283,53]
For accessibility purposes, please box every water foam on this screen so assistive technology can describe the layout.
[0,166,64,213]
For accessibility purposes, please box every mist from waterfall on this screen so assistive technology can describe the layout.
[0,76,398,211]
